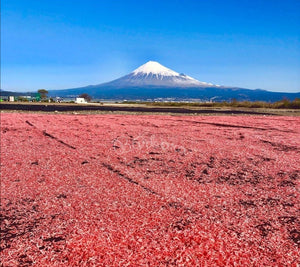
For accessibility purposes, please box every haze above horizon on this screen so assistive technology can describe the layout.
[1,0,300,92]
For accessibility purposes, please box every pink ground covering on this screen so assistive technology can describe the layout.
[1,113,299,266]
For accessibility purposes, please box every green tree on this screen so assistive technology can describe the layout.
[38,89,48,100]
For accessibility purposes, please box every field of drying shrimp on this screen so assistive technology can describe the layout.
[1,112,299,266]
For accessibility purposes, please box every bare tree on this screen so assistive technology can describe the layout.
[79,93,92,102]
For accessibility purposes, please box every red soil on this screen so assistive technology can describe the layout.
[1,113,299,266]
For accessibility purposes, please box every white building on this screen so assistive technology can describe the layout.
[75,97,87,104]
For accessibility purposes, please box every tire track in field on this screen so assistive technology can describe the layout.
[101,163,160,196]
[100,162,199,218]
[260,139,300,152]
[172,119,296,133]
[25,120,76,150]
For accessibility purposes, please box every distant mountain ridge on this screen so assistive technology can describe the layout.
[0,89,37,97]
[48,61,299,101]
[2,61,300,102]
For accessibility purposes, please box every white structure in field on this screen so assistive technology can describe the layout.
[9,96,15,102]
[75,97,87,104]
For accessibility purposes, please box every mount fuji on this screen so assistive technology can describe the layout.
[49,61,300,102]
[104,61,215,88]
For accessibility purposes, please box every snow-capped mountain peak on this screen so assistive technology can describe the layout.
[127,61,213,87]
[132,61,179,77]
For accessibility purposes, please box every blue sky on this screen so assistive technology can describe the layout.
[1,0,300,92]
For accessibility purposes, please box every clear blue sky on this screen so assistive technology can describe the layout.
[1,0,300,92]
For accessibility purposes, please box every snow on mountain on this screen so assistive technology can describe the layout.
[132,61,179,76]
[106,61,215,88]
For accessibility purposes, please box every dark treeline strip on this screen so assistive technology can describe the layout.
[124,98,300,109]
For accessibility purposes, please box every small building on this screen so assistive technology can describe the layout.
[9,96,15,102]
[75,97,87,104]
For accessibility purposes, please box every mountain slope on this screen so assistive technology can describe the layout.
[0,89,37,97]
